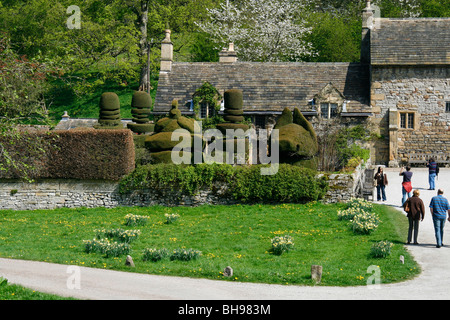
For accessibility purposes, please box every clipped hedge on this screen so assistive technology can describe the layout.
[1,129,135,181]
[119,163,328,204]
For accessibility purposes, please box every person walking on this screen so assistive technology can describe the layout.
[426,158,439,190]
[374,166,388,201]
[403,189,425,245]
[429,189,450,248]
[400,166,413,206]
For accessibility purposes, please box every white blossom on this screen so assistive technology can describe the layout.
[196,0,315,62]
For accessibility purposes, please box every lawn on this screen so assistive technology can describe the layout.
[0,277,76,300]
[0,202,420,287]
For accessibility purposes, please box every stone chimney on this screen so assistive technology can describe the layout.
[219,43,238,63]
[160,29,173,72]
[360,1,374,64]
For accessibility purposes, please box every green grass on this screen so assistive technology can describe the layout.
[0,203,420,287]
[0,277,76,300]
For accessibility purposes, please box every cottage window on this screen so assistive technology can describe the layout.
[200,102,216,119]
[446,101,450,113]
[400,112,415,129]
[320,103,338,119]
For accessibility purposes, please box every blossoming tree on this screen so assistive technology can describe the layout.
[196,0,315,62]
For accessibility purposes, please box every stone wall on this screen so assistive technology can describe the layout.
[0,164,370,210]
[370,66,450,166]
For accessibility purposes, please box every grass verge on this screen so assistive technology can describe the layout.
[0,202,420,287]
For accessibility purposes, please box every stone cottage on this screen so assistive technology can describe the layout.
[153,1,450,167]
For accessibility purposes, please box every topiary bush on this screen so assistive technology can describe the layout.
[128,91,154,134]
[271,107,318,169]
[96,92,122,128]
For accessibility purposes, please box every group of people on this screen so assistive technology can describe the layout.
[373,159,450,248]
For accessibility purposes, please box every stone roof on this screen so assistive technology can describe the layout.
[371,18,450,66]
[154,62,370,114]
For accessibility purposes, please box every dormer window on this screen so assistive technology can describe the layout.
[320,103,338,119]
[314,83,345,120]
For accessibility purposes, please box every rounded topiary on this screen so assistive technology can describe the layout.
[128,91,153,134]
[96,92,122,128]
[99,92,121,111]
[224,89,243,111]
[132,91,152,109]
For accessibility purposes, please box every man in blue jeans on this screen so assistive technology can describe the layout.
[429,189,450,248]
[426,158,439,190]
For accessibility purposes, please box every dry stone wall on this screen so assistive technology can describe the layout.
[0,164,369,210]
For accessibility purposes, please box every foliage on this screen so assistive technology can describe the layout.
[318,124,371,172]
[192,81,222,118]
[119,163,328,203]
[196,0,315,62]
[370,240,394,258]
[303,12,361,62]
[271,235,294,255]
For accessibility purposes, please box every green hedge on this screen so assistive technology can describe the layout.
[119,163,328,203]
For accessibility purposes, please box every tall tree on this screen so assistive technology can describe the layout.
[197,0,315,62]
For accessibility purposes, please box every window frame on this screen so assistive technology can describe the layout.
[445,101,450,113]
[399,111,415,130]
[320,103,339,119]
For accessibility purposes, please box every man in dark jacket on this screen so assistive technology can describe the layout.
[403,189,425,245]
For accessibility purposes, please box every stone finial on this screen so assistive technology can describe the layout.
[219,42,238,63]
[62,111,70,121]
[160,28,173,72]
[162,29,172,44]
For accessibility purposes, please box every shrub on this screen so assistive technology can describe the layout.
[124,214,149,226]
[119,163,328,204]
[351,211,381,235]
[370,241,393,258]
[271,235,294,255]
[142,248,170,262]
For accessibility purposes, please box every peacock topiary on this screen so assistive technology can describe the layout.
[271,107,319,169]
[144,100,200,164]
